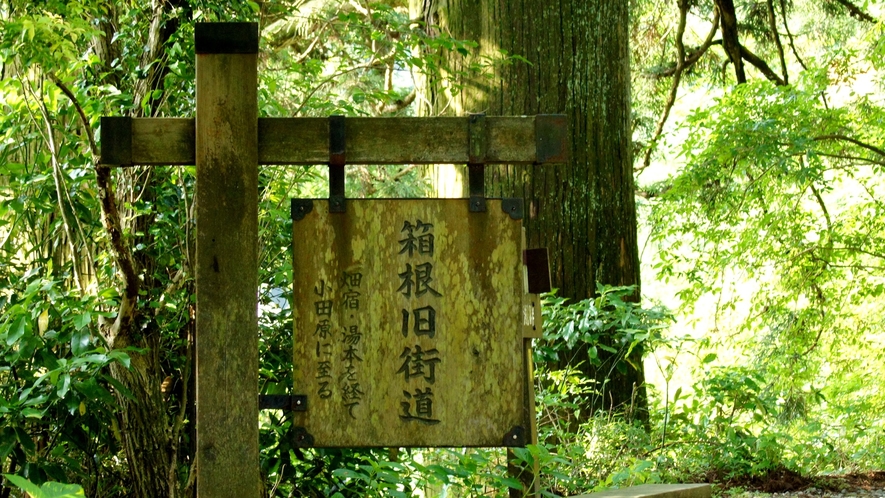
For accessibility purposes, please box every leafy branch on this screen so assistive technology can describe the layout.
[813,134,885,158]
[44,69,140,342]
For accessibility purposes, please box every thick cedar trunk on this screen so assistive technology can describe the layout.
[416,0,646,421]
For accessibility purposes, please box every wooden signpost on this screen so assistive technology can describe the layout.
[99,22,566,498]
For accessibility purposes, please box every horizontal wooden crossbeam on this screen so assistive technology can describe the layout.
[99,115,567,166]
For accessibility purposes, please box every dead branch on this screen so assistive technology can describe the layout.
[638,3,720,173]
[47,72,98,157]
[779,0,808,71]
[46,68,139,344]
[766,0,789,85]
[95,165,140,344]
[648,39,723,79]
[831,0,877,23]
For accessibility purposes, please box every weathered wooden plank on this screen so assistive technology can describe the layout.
[194,22,259,498]
[573,484,712,498]
[290,199,531,447]
[508,339,540,497]
[131,118,194,165]
[511,229,540,496]
[109,116,566,166]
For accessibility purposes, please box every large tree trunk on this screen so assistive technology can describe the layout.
[413,0,647,422]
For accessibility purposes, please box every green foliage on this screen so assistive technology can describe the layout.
[0,0,480,494]
[633,0,885,485]
[0,272,132,490]
[3,0,883,494]
[535,285,672,411]
[646,67,885,470]
[3,474,85,498]
[539,285,671,360]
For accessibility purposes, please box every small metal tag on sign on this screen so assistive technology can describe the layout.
[522,294,543,339]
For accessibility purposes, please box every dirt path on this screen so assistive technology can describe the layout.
[722,471,885,498]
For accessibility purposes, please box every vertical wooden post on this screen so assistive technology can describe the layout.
[194,22,259,498]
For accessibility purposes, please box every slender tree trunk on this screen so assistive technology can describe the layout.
[93,2,195,495]
[414,0,647,422]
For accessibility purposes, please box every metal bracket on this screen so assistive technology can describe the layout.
[258,394,307,412]
[503,426,526,447]
[501,198,524,220]
[292,427,315,448]
[291,199,313,221]
[468,113,487,213]
[523,248,552,294]
[100,116,132,166]
[329,115,346,213]
[194,22,259,54]
[535,114,568,164]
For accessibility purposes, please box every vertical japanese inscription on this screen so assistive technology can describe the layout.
[313,280,333,399]
[340,271,363,418]
[396,220,443,425]
[310,270,364,417]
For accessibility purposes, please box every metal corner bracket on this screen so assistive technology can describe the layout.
[501,198,524,220]
[329,115,346,213]
[291,199,314,221]
[292,427,315,448]
[503,426,526,447]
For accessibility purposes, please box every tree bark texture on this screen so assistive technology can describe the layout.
[414,0,647,420]
[95,2,196,496]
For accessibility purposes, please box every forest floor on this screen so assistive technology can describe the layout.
[716,470,885,498]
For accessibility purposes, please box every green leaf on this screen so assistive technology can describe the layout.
[107,350,131,369]
[57,373,70,398]
[37,481,85,498]
[6,316,26,345]
[14,426,35,453]
[101,373,135,401]
[72,312,91,331]
[70,330,90,355]
[21,407,44,419]
[75,377,115,405]
[702,353,717,364]
[4,474,43,497]
[332,468,366,481]
[498,477,523,490]
[3,474,85,498]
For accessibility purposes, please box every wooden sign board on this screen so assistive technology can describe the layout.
[290,199,531,447]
